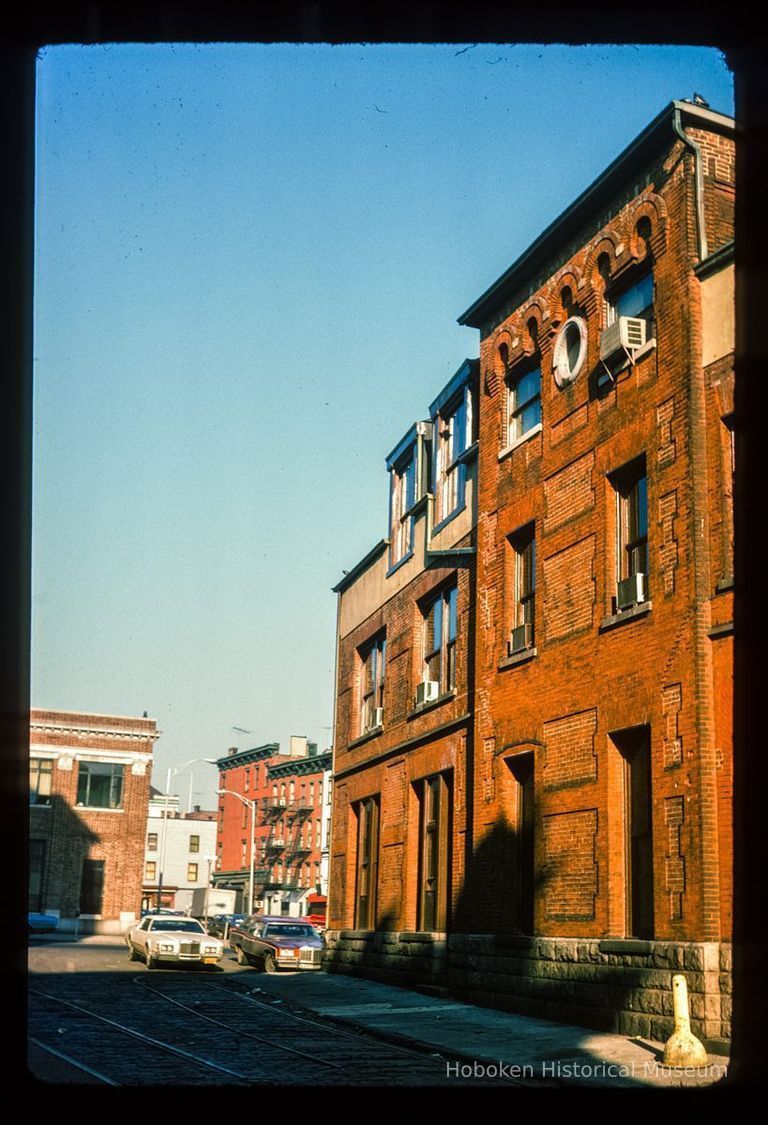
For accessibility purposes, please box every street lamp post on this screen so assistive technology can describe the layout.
[156,757,217,913]
[217,788,256,916]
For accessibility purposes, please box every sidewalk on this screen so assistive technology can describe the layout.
[250,969,730,1089]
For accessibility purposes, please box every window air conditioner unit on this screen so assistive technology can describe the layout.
[508,623,533,655]
[616,572,647,611]
[416,680,439,706]
[599,316,647,362]
[278,798,286,807]
[372,707,384,728]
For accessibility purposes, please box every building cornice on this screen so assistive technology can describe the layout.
[30,722,159,743]
[458,100,735,329]
[268,752,332,779]
[694,239,735,279]
[215,743,281,769]
[332,539,389,594]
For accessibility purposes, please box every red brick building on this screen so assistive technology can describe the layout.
[213,737,331,917]
[29,708,158,932]
[327,359,478,983]
[328,100,734,1044]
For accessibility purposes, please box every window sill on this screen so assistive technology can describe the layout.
[498,422,542,463]
[407,689,457,721]
[404,493,430,519]
[454,441,478,467]
[599,600,652,633]
[75,805,124,813]
[29,801,52,809]
[386,548,414,579]
[498,646,537,671]
[347,726,384,750]
[598,939,653,956]
[597,337,657,385]
[431,499,467,537]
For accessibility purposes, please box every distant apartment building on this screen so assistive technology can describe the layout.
[29,708,158,933]
[328,100,734,1045]
[213,736,331,918]
[142,789,218,914]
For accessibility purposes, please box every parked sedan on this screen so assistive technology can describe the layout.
[228,916,324,972]
[125,915,224,969]
[206,914,246,939]
[28,911,59,934]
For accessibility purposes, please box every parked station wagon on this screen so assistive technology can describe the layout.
[228,915,323,972]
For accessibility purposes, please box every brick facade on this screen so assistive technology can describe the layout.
[213,739,331,916]
[327,102,734,1044]
[29,708,158,933]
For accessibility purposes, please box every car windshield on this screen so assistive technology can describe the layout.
[264,925,315,938]
[151,919,205,933]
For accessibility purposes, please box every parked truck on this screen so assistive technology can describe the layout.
[190,886,238,921]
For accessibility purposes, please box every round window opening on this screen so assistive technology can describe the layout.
[553,316,587,387]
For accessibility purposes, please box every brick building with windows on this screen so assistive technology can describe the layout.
[327,100,734,1044]
[213,737,331,917]
[327,358,478,983]
[29,708,158,932]
[142,792,218,914]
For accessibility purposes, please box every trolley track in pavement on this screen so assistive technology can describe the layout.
[28,970,481,1086]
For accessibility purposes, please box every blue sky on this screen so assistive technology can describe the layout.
[32,43,733,808]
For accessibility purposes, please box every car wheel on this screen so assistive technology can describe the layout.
[129,943,140,962]
[263,953,277,974]
[235,945,247,966]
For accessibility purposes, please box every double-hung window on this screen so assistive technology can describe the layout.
[30,757,53,806]
[435,390,471,525]
[360,633,386,734]
[613,457,649,610]
[355,795,380,929]
[422,583,458,698]
[76,762,124,809]
[606,269,654,337]
[416,773,451,932]
[29,840,47,911]
[389,449,416,567]
[509,525,536,653]
[430,360,476,529]
[507,365,542,446]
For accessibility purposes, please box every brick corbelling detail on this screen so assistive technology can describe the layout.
[543,452,595,534]
[658,490,679,597]
[656,397,676,468]
[543,809,598,921]
[665,796,686,920]
[543,710,597,790]
[543,536,596,641]
[662,683,683,768]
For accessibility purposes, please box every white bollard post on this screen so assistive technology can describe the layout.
[662,973,709,1067]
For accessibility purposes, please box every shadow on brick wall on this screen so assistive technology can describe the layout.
[30,795,101,920]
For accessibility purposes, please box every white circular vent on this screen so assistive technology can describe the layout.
[553,316,587,387]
